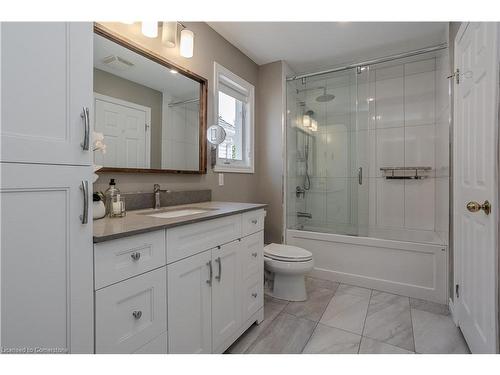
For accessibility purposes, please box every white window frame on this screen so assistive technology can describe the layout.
[213,62,255,173]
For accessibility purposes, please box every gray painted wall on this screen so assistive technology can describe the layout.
[94,22,261,207]
[94,68,163,168]
[256,61,286,243]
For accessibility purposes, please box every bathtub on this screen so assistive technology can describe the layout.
[286,228,448,304]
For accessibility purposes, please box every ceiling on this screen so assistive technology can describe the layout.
[94,34,199,101]
[207,22,448,74]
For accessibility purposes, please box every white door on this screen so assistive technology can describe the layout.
[1,163,94,353]
[94,94,151,169]
[453,22,499,353]
[211,241,242,352]
[167,250,212,353]
[0,22,93,166]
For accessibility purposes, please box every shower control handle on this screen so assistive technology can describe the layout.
[358,167,363,185]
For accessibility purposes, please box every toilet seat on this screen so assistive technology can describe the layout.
[264,243,313,262]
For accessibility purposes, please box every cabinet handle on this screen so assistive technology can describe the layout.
[251,252,258,258]
[80,107,90,151]
[215,257,222,282]
[252,293,258,298]
[251,219,258,224]
[132,310,142,319]
[80,180,89,224]
[131,252,141,261]
[206,261,213,286]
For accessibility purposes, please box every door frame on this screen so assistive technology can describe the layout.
[94,92,152,168]
[452,22,500,353]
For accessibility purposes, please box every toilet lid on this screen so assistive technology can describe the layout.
[264,243,313,262]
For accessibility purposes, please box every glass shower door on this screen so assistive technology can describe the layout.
[286,67,368,236]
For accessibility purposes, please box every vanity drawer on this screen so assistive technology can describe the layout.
[166,214,242,263]
[242,273,264,322]
[95,267,167,354]
[241,231,264,280]
[134,331,168,354]
[94,230,166,289]
[241,209,266,237]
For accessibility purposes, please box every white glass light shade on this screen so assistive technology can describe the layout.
[141,22,158,38]
[302,114,312,128]
[311,119,318,132]
[180,29,194,58]
[162,22,177,47]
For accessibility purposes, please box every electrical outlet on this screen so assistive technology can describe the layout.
[218,173,224,186]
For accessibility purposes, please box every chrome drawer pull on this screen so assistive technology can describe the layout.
[206,261,213,286]
[215,257,222,282]
[80,180,89,224]
[251,252,258,258]
[252,293,258,298]
[251,219,258,224]
[132,310,142,319]
[80,107,90,151]
[131,252,141,261]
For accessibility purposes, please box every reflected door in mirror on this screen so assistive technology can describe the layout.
[94,94,150,168]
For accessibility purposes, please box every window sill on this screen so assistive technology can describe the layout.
[214,165,255,174]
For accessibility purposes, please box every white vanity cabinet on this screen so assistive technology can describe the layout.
[1,22,94,353]
[93,209,265,354]
[1,22,93,166]
[167,209,265,354]
[167,251,213,354]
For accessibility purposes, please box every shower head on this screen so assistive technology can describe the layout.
[316,88,335,102]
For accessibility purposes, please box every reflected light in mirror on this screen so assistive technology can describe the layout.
[180,29,194,58]
[141,22,158,38]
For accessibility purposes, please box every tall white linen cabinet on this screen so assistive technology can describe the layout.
[0,23,94,353]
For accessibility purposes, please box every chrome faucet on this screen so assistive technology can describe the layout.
[153,184,171,209]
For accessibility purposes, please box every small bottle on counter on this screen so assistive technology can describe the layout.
[104,179,126,217]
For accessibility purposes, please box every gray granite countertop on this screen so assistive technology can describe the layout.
[93,201,267,243]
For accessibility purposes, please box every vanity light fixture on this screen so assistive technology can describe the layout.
[141,21,158,38]
[170,69,178,74]
[311,119,318,132]
[162,22,177,47]
[180,28,194,58]
[302,113,312,129]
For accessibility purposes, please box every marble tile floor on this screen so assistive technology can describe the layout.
[226,277,470,354]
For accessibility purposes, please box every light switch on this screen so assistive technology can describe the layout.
[218,173,224,186]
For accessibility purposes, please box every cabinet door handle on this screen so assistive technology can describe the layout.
[206,260,213,286]
[252,293,258,298]
[251,252,258,258]
[131,252,141,261]
[215,256,222,282]
[132,310,142,319]
[251,219,258,224]
[80,107,90,151]
[80,180,89,224]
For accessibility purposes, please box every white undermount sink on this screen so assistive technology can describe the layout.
[145,208,213,219]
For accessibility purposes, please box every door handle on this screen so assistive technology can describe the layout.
[466,200,491,215]
[206,260,213,286]
[80,180,89,224]
[80,107,90,151]
[215,257,222,282]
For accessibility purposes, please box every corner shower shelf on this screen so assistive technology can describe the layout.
[380,166,432,180]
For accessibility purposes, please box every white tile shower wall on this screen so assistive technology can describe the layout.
[370,57,447,233]
[161,96,199,170]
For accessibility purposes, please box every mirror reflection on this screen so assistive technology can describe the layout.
[93,33,201,171]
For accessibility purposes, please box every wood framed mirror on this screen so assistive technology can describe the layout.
[93,23,207,174]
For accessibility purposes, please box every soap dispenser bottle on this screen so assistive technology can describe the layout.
[104,179,119,216]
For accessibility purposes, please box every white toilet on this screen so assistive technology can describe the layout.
[264,243,314,302]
